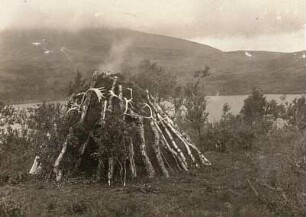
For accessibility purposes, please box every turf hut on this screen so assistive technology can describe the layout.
[30,71,211,185]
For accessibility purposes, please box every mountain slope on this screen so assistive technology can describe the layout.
[0,28,305,103]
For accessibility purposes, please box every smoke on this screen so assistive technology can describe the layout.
[98,39,133,73]
[60,47,78,72]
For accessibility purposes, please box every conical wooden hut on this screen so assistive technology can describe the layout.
[30,71,211,185]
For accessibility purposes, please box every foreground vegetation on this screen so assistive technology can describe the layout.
[0,65,305,216]
[0,150,288,217]
[0,129,304,217]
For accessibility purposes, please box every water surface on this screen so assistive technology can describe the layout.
[206,94,304,122]
[11,94,304,122]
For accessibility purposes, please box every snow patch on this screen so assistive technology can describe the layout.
[32,42,41,46]
[302,53,305,59]
[245,51,252,57]
[44,50,51,54]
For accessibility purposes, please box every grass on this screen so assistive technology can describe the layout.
[0,151,274,217]
[1,126,304,217]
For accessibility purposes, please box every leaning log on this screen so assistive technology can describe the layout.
[128,137,137,178]
[150,120,169,177]
[79,71,98,123]
[137,117,155,178]
[154,121,185,171]
[53,127,74,182]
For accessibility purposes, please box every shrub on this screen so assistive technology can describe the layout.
[240,87,267,125]
[285,96,305,129]
[133,60,177,101]
[0,102,69,178]
[253,127,305,215]
[201,114,255,153]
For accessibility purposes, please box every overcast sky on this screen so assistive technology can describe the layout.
[0,0,305,52]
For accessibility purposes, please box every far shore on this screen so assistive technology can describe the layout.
[9,94,304,122]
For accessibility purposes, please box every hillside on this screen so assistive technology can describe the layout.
[0,28,305,103]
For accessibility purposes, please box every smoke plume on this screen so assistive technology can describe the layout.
[98,39,132,73]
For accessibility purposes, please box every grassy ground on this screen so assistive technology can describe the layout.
[0,151,277,217]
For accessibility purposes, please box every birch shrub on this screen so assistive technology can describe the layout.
[253,127,304,215]
[0,102,68,178]
[200,94,305,215]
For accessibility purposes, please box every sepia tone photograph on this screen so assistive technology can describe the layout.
[0,0,305,216]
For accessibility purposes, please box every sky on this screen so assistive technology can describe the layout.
[0,0,305,52]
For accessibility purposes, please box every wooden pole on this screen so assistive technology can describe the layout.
[79,71,98,123]
[150,120,169,177]
[128,137,137,178]
[53,127,73,182]
[137,117,155,178]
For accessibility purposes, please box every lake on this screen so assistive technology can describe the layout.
[11,94,304,123]
[206,94,304,122]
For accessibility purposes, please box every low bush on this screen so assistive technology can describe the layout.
[252,127,305,215]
